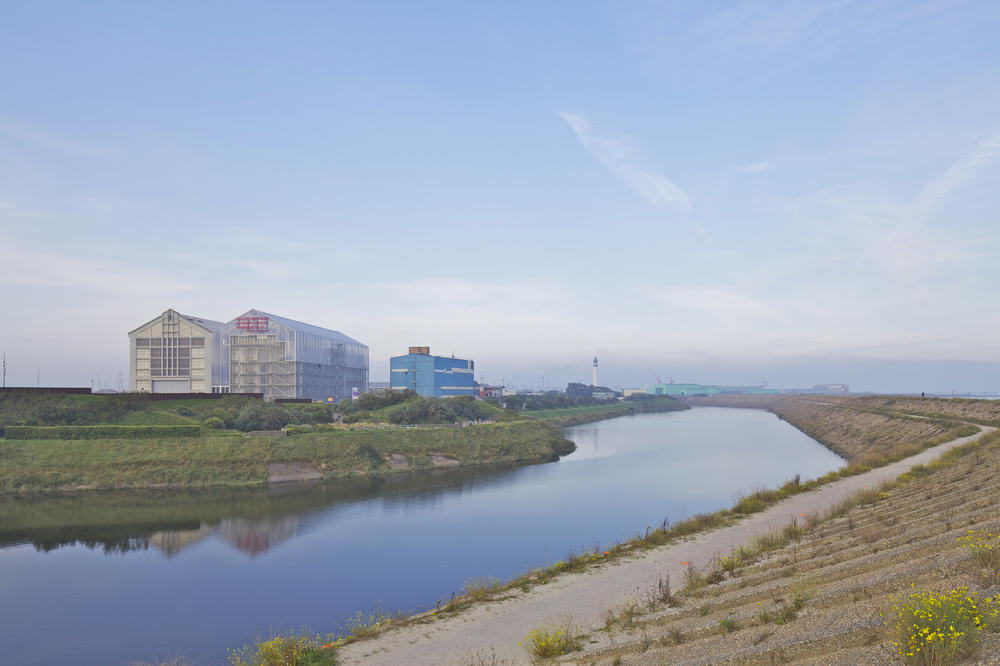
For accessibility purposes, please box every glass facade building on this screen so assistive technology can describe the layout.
[131,309,368,401]
[389,347,474,397]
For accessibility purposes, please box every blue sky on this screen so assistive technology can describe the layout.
[1,1,999,392]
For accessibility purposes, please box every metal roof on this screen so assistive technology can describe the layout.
[237,309,367,347]
[181,315,224,331]
[128,309,223,335]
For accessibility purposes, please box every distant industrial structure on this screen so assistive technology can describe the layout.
[647,382,779,397]
[592,356,599,387]
[390,346,475,398]
[128,309,368,401]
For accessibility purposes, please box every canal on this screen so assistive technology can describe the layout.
[0,407,843,665]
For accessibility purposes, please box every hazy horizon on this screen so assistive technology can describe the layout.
[2,2,999,395]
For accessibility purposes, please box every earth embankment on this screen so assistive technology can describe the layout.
[685,394,979,465]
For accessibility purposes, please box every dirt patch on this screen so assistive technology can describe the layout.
[388,454,411,470]
[430,455,460,468]
[267,463,322,484]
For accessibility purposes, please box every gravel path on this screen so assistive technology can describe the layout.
[339,425,993,665]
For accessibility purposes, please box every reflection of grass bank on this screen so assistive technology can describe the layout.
[0,420,573,493]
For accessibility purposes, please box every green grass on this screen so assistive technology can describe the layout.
[0,420,574,492]
[118,410,199,425]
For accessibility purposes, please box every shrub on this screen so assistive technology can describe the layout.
[519,621,579,658]
[228,633,337,666]
[235,403,267,432]
[719,617,738,633]
[888,587,999,664]
[202,416,225,430]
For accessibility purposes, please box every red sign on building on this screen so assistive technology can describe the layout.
[236,316,269,332]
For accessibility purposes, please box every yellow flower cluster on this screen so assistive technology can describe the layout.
[519,623,575,658]
[889,587,999,665]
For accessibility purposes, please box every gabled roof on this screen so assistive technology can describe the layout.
[181,315,224,331]
[128,309,221,336]
[234,309,367,347]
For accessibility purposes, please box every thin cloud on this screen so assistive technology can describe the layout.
[742,161,774,174]
[559,112,690,211]
[907,128,1000,223]
[0,117,112,159]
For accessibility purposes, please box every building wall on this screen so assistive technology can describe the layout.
[131,308,367,401]
[129,310,214,393]
[390,353,474,397]
[212,310,368,402]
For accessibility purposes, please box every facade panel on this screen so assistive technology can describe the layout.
[390,348,474,398]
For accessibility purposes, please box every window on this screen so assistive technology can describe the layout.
[135,338,149,347]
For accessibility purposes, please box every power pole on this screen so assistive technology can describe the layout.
[2,352,6,388]
[37,368,40,387]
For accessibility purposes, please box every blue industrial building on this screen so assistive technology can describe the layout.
[390,346,475,398]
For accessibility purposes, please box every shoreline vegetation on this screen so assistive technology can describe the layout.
[0,392,686,494]
[7,392,998,663]
[313,395,1000,663]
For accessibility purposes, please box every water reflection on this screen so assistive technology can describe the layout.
[0,463,533,556]
[0,408,846,666]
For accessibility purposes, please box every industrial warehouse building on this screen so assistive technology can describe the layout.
[129,309,368,401]
[390,346,474,398]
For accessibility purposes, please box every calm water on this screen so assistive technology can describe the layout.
[0,407,843,665]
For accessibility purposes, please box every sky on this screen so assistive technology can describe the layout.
[1,1,999,393]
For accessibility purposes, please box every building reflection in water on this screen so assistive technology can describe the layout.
[149,516,299,557]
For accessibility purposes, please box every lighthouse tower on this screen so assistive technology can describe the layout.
[592,356,598,387]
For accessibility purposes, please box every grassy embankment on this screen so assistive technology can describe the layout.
[317,395,992,656]
[0,393,686,493]
[575,416,1000,664]
[687,393,981,467]
[0,418,571,493]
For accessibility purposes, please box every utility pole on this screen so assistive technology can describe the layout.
[37,368,40,387]
[2,352,6,388]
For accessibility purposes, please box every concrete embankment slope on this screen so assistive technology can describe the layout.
[686,394,981,464]
[339,423,994,665]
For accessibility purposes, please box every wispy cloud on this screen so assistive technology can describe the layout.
[559,112,690,210]
[906,128,1000,224]
[742,161,774,174]
[0,117,112,159]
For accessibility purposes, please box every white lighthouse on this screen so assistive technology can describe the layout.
[592,356,598,387]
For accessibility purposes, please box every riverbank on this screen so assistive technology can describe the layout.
[529,396,687,428]
[337,415,999,665]
[686,394,980,466]
[0,419,574,493]
[0,396,686,494]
